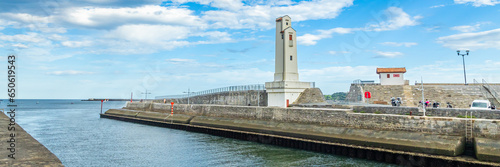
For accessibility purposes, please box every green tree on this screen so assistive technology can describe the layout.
[327,92,347,101]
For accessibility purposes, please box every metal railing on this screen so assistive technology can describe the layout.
[482,79,500,105]
[155,84,265,99]
[474,79,500,107]
[352,79,378,85]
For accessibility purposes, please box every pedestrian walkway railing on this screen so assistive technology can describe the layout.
[155,84,265,99]
[352,79,378,85]
[482,79,500,105]
[474,79,500,107]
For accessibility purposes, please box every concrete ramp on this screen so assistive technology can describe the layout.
[0,112,63,166]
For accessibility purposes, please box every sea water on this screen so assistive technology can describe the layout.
[5,99,394,167]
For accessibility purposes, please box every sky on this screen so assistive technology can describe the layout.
[0,0,499,99]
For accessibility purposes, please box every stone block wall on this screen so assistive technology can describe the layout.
[293,88,326,104]
[352,105,500,119]
[124,102,500,139]
[154,90,267,106]
[346,84,496,108]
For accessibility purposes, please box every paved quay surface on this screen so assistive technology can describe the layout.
[0,111,63,167]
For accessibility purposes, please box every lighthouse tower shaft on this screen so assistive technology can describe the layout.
[266,15,311,108]
[274,15,298,82]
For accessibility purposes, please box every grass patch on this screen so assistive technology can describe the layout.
[360,111,366,113]
[457,115,476,118]
[353,110,359,113]
[374,111,381,114]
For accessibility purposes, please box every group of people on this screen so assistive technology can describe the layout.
[418,99,453,108]
[390,97,402,106]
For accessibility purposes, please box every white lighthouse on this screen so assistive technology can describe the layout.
[265,15,311,107]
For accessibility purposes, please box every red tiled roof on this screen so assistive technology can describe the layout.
[376,67,406,74]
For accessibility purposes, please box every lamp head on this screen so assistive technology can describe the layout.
[457,50,460,55]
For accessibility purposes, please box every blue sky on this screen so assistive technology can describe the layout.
[1,0,499,99]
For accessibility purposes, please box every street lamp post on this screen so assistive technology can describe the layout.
[457,50,469,85]
[183,88,192,104]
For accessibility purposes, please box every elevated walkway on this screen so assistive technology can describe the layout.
[155,84,267,106]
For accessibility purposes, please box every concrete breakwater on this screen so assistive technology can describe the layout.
[0,112,63,166]
[102,102,500,166]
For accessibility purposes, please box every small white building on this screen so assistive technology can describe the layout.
[377,67,406,85]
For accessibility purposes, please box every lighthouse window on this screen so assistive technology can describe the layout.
[290,55,292,61]
[286,22,288,25]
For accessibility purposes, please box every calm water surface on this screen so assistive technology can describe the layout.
[6,99,394,167]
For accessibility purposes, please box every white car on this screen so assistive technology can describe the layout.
[470,100,492,110]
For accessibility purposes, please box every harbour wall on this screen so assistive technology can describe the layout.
[0,112,63,166]
[351,105,500,119]
[124,102,500,140]
[110,102,500,164]
[153,88,326,107]
[154,90,267,106]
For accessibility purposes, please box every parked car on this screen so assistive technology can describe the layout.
[470,100,492,110]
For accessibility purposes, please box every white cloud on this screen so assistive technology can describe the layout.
[61,40,92,48]
[365,7,422,32]
[19,47,73,62]
[195,31,234,44]
[454,0,500,7]
[46,70,94,75]
[437,28,500,50]
[430,4,445,8]
[407,60,500,84]
[450,22,489,32]
[12,43,28,49]
[108,24,191,43]
[200,0,354,29]
[299,27,355,45]
[425,26,440,32]
[58,5,204,29]
[451,25,480,32]
[170,0,244,10]
[99,24,233,53]
[0,13,66,33]
[299,65,378,92]
[298,7,420,45]
[166,58,196,64]
[373,50,403,58]
[0,1,354,53]
[0,32,46,43]
[379,42,418,47]
[328,51,350,55]
[301,66,376,79]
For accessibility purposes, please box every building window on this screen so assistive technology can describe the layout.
[289,35,293,47]
[387,74,390,78]
[286,22,288,25]
[393,74,400,77]
[290,55,293,61]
